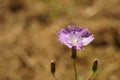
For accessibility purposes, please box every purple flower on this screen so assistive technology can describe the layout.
[58,26,94,50]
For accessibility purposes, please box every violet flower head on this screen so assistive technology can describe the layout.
[58,26,94,50]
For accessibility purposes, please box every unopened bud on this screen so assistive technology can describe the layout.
[71,47,77,59]
[92,58,98,73]
[50,60,56,75]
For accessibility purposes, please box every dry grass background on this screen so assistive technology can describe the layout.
[0,0,120,80]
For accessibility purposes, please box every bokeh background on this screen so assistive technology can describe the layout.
[0,0,120,80]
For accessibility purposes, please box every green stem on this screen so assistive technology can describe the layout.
[52,74,58,80]
[73,59,78,80]
[87,72,95,80]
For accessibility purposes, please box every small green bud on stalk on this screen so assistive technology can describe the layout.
[92,58,98,73]
[51,60,56,75]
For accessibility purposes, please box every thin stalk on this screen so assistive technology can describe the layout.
[87,72,95,80]
[71,47,78,80]
[87,58,98,80]
[52,74,58,80]
[73,59,78,80]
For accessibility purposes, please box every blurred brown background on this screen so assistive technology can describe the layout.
[0,0,120,80]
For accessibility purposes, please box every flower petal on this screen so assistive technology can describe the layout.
[58,29,73,48]
[75,44,84,50]
[82,35,94,45]
[80,28,91,37]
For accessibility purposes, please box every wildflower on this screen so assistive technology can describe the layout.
[58,26,94,50]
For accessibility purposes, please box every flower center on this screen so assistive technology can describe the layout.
[71,38,78,45]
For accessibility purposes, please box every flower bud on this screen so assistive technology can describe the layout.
[50,60,56,75]
[92,58,98,73]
